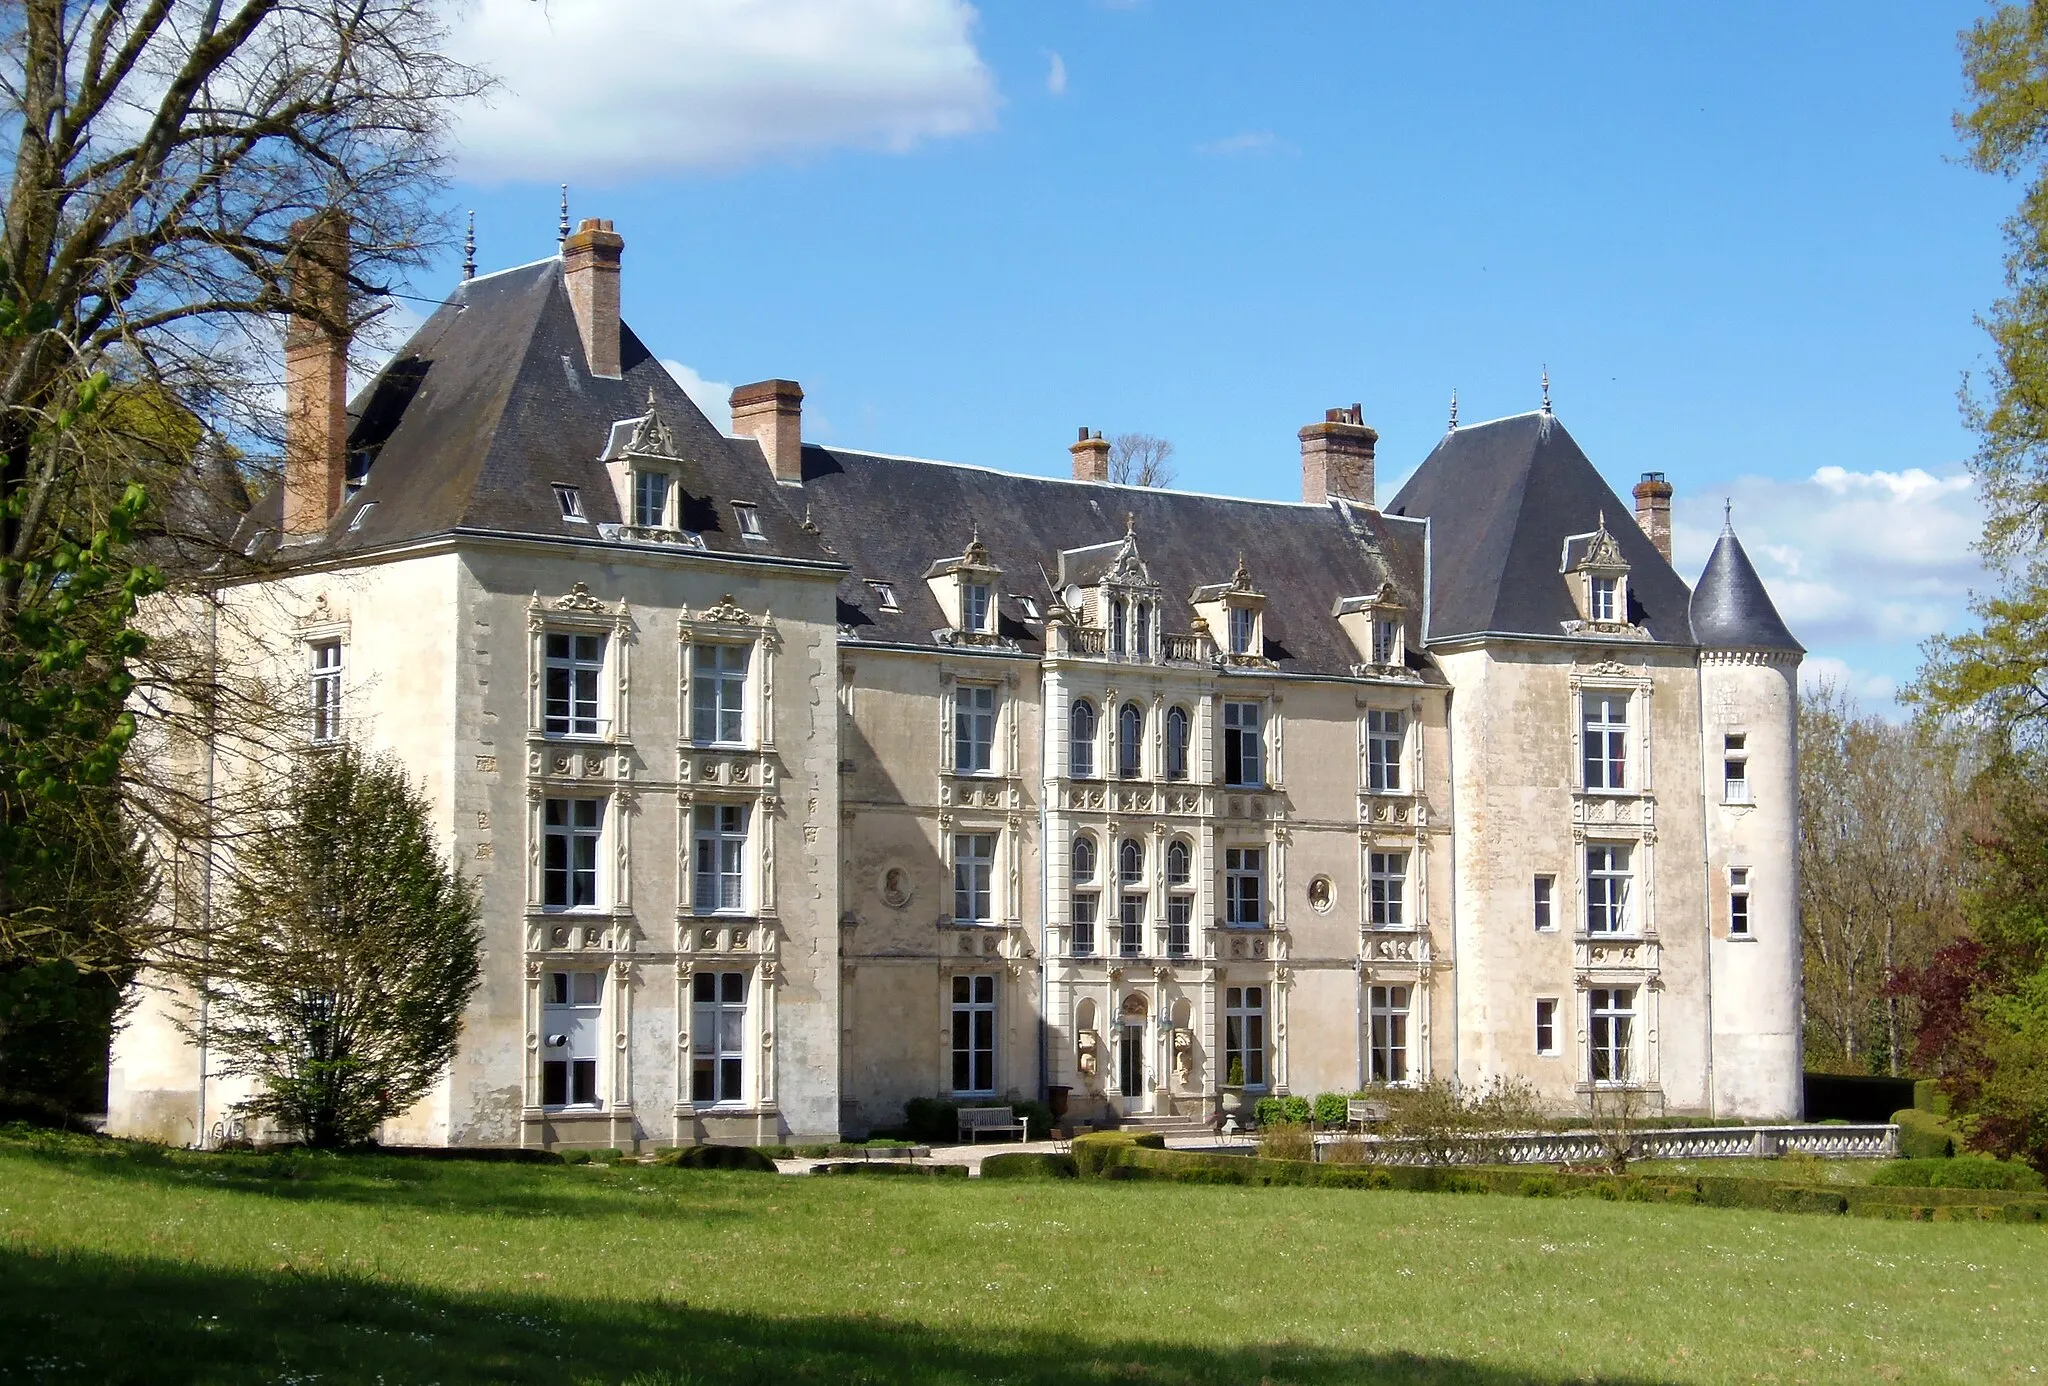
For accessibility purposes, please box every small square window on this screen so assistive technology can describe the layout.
[867,580,899,612]
[733,502,764,539]
[553,484,585,521]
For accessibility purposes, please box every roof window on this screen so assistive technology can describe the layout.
[552,484,586,521]
[347,500,378,532]
[867,580,899,612]
[1016,594,1042,621]
[733,502,764,540]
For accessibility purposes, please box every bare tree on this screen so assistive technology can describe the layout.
[1109,432,1176,488]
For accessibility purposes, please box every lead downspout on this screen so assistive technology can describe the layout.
[1696,659,1717,1118]
[194,591,220,1147]
[1443,685,1461,1089]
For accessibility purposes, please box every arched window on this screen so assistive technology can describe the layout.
[1071,835,1097,884]
[1134,602,1152,661]
[1118,701,1144,778]
[1119,838,1144,886]
[1165,706,1189,781]
[1070,700,1097,778]
[1166,840,1191,887]
[1110,596,1128,658]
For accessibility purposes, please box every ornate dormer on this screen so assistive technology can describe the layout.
[1192,555,1271,667]
[924,526,1010,647]
[1561,513,1645,639]
[598,394,705,549]
[1051,518,1188,662]
[1335,581,1414,678]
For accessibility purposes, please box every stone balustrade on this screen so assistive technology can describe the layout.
[1306,1123,1899,1165]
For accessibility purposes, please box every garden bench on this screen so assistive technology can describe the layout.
[1347,1099,1390,1133]
[957,1105,1031,1143]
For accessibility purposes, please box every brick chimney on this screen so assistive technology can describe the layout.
[1070,427,1109,482]
[731,379,804,483]
[282,211,350,537]
[1299,404,1377,505]
[562,217,624,379]
[1633,471,1673,561]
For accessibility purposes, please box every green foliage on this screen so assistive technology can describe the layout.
[1253,1094,1310,1128]
[1255,1121,1313,1162]
[903,1097,959,1143]
[1225,1058,1244,1087]
[656,1144,777,1173]
[1914,1078,1952,1116]
[171,748,482,1148]
[1310,1091,1354,1127]
[1010,1100,1054,1139]
[979,1152,1077,1180]
[1892,1108,1958,1160]
[1069,1131,1163,1177]
[1873,1155,2045,1191]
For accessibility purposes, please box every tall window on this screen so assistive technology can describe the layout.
[1366,709,1404,792]
[310,641,343,744]
[634,469,671,528]
[1591,575,1619,622]
[543,798,604,910]
[1071,836,1098,957]
[1118,702,1145,778]
[1223,701,1263,787]
[1225,847,1263,926]
[1581,693,1628,791]
[1166,841,1193,957]
[541,970,602,1107]
[951,974,996,1094]
[1109,595,1128,657]
[1134,602,1152,660]
[1369,983,1410,1084]
[691,643,749,744]
[954,833,996,923]
[1533,875,1556,932]
[1165,706,1190,780]
[544,631,606,737]
[1224,985,1266,1087]
[1369,850,1407,927]
[1069,700,1098,778]
[1590,987,1635,1083]
[1228,606,1256,655]
[955,685,996,774]
[1118,892,1145,957]
[1585,844,1632,934]
[1729,867,1752,937]
[1119,838,1144,887]
[691,971,747,1103]
[1723,734,1750,803]
[692,804,748,913]
[964,582,993,634]
[1372,616,1401,665]
[1535,998,1559,1055]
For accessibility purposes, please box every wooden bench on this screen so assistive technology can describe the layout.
[957,1105,1031,1143]
[1346,1099,1390,1133]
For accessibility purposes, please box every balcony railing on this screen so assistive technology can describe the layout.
[1060,626,1209,663]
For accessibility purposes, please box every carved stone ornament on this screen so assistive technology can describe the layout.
[628,402,679,459]
[552,582,608,613]
[697,595,755,626]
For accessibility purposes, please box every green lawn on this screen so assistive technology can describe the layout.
[2,1128,2043,1385]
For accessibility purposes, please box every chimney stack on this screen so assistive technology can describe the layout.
[1633,471,1673,561]
[1299,404,1377,506]
[282,211,350,536]
[731,379,805,483]
[1071,427,1109,482]
[562,217,624,379]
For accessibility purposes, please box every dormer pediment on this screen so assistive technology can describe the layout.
[600,397,701,545]
[924,527,1006,641]
[1561,513,1645,637]
[1334,581,1412,675]
[1191,555,1271,665]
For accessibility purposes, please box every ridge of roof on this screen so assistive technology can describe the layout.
[805,443,1333,510]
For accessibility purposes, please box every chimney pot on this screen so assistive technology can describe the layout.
[1633,471,1674,562]
[283,210,350,536]
[1299,406,1378,506]
[731,379,804,483]
[1070,427,1110,483]
[562,217,625,378]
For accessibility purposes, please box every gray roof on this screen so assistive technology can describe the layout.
[1691,526,1802,653]
[787,445,1436,680]
[1385,411,1696,644]
[237,259,832,566]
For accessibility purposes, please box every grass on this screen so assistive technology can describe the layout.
[2,1127,2045,1384]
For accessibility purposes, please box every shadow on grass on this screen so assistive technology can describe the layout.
[2,1129,759,1225]
[2,1244,1679,1386]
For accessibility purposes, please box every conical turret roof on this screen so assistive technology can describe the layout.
[1690,523,1801,653]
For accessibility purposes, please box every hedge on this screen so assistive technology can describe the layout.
[810,1161,967,1178]
[655,1144,778,1173]
[1891,1108,1957,1160]
[980,1152,1079,1180]
[1070,1131,1165,1176]
[1871,1155,2044,1192]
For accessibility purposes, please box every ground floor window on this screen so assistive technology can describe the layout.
[1589,987,1635,1084]
[692,970,748,1104]
[1368,983,1410,1083]
[952,974,996,1094]
[541,970,602,1107]
[1224,984,1266,1088]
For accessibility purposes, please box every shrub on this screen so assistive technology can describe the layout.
[1311,1092,1352,1128]
[1253,1094,1311,1128]
[1892,1108,1956,1160]
[1323,1136,1376,1166]
[1012,1101,1055,1139]
[1519,1174,1562,1197]
[812,1161,965,1178]
[1071,1131,1164,1177]
[794,1143,832,1159]
[1913,1078,1952,1117]
[1873,1155,2045,1192]
[559,1149,592,1165]
[904,1097,960,1143]
[656,1144,778,1173]
[981,1152,1078,1179]
[1256,1122,1313,1162]
[754,1144,796,1160]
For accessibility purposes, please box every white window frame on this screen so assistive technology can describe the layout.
[732,501,764,540]
[1728,866,1752,938]
[1069,699,1098,779]
[1118,891,1145,957]
[691,969,749,1104]
[690,641,750,746]
[541,969,603,1108]
[1224,984,1267,1089]
[310,639,343,744]
[1228,605,1257,656]
[1372,615,1401,665]
[1365,708,1404,793]
[1589,986,1636,1085]
[552,483,586,521]
[1581,692,1628,792]
[691,803,749,915]
[1591,574,1619,622]
[953,832,996,924]
[542,797,606,912]
[951,973,997,1095]
[1071,833,1099,958]
[1585,842,1633,935]
[1368,983,1411,1085]
[954,684,997,775]
[1368,850,1408,928]
[1533,874,1556,932]
[1117,701,1145,779]
[1535,997,1560,1056]
[1223,700,1264,787]
[1165,705,1190,781]
[633,468,673,529]
[1166,892,1193,958]
[1723,733,1751,804]
[867,580,899,612]
[1225,846,1264,927]
[543,630,609,739]
[963,581,994,633]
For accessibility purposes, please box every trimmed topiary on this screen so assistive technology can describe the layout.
[656,1144,779,1172]
[1912,1078,1952,1117]
[1892,1108,1956,1160]
[1071,1131,1165,1176]
[1873,1155,2044,1192]
[981,1152,1078,1180]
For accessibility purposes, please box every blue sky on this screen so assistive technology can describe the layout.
[419,1,2007,709]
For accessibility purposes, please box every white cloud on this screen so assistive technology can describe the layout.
[662,360,734,434]
[447,0,999,181]
[1195,131,1294,157]
[1799,656,1899,708]
[1045,51,1067,97]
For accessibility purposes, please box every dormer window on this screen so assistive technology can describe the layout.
[1373,616,1400,665]
[964,582,994,633]
[1565,515,1632,630]
[1592,575,1619,622]
[1336,584,1406,671]
[1228,607,1256,656]
[733,502,764,540]
[553,484,586,521]
[924,528,1003,642]
[634,470,672,529]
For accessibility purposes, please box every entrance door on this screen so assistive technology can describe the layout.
[1119,1022,1148,1115]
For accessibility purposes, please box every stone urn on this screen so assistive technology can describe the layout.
[1219,1087,1246,1120]
[1047,1085,1071,1123]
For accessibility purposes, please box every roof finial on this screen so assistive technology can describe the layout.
[1540,365,1552,415]
[558,184,570,246]
[1723,497,1733,533]
[1597,508,1606,532]
[1447,387,1458,431]
[1233,551,1251,587]
[1125,511,1136,539]
[461,210,476,281]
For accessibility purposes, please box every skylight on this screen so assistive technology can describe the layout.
[733,502,764,540]
[553,484,586,521]
[867,580,899,612]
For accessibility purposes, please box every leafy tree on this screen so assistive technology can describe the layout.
[171,747,481,1148]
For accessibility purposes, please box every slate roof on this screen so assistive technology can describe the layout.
[1691,526,1802,652]
[781,443,1436,680]
[1385,411,1697,644]
[236,259,832,567]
